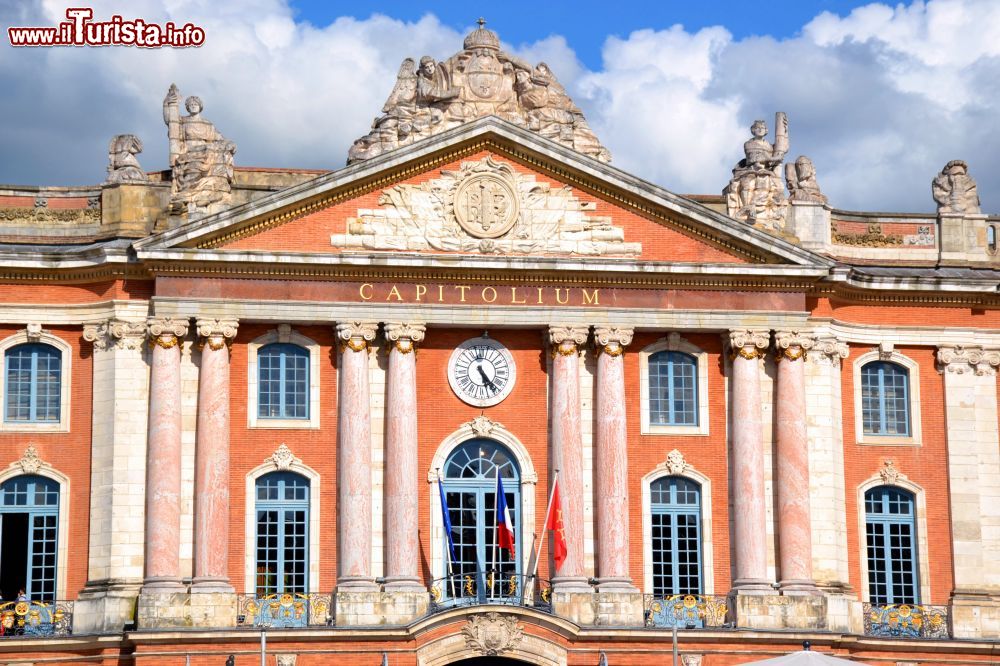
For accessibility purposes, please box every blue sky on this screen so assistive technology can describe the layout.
[1,0,998,212]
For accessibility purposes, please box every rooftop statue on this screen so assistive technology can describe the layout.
[105,134,148,184]
[724,112,789,231]
[932,160,981,215]
[163,84,237,214]
[348,19,611,164]
[785,155,827,204]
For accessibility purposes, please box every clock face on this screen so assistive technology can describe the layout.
[448,337,516,407]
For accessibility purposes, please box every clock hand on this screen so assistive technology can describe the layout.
[476,364,493,385]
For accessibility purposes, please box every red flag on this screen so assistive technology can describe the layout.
[547,480,568,570]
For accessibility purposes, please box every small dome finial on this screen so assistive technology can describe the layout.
[477,17,486,28]
[463,17,500,51]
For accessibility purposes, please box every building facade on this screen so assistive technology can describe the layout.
[0,24,999,666]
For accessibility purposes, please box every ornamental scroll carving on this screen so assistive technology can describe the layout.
[807,336,849,366]
[336,322,378,353]
[384,322,426,355]
[937,345,1000,376]
[548,325,588,356]
[461,612,524,656]
[468,415,503,438]
[774,330,816,362]
[83,319,147,352]
[197,319,239,351]
[25,323,43,342]
[268,444,297,471]
[348,21,610,164]
[728,329,769,360]
[331,156,640,257]
[665,449,691,475]
[878,459,904,485]
[147,318,190,347]
[16,444,44,474]
[594,327,633,356]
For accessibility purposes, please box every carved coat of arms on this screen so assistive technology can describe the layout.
[462,612,523,656]
[453,165,519,239]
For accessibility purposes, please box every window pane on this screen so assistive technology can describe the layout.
[861,362,910,436]
[648,351,698,426]
[650,477,702,596]
[258,344,309,420]
[865,486,918,605]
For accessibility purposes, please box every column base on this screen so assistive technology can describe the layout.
[595,577,639,593]
[381,590,430,625]
[730,578,774,594]
[191,576,235,594]
[594,590,644,626]
[73,579,141,633]
[778,579,822,595]
[950,593,1000,639]
[731,592,827,630]
[137,590,237,629]
[551,590,597,625]
[140,576,186,591]
[334,589,382,626]
[382,576,425,593]
[551,576,592,594]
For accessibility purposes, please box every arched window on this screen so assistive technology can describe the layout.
[865,486,918,605]
[860,361,910,436]
[0,475,59,601]
[648,351,698,426]
[257,344,309,420]
[441,439,520,602]
[988,224,998,255]
[650,476,702,596]
[255,472,309,596]
[5,344,61,423]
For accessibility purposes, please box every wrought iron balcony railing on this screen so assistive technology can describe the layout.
[863,602,949,639]
[0,599,73,637]
[429,571,552,613]
[236,593,332,628]
[643,594,730,629]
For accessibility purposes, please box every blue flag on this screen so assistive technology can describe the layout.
[438,476,457,567]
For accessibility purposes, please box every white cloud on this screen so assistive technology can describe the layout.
[1,0,998,213]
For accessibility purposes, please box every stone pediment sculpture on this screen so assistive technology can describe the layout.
[330,156,640,256]
[724,112,789,231]
[932,159,980,215]
[163,84,237,215]
[106,134,148,184]
[462,612,523,656]
[784,155,827,204]
[348,19,610,164]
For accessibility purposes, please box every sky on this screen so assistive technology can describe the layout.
[1,0,998,213]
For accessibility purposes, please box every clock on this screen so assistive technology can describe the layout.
[448,336,516,407]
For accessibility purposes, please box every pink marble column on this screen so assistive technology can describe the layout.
[383,322,426,591]
[192,319,238,592]
[774,331,818,593]
[593,326,637,591]
[548,326,589,590]
[336,322,379,591]
[143,318,189,590]
[728,329,772,592]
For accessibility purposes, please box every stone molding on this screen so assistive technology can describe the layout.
[594,326,633,356]
[83,319,147,352]
[936,345,1000,376]
[461,612,524,656]
[548,325,589,355]
[807,336,850,366]
[336,321,378,352]
[384,322,426,354]
[773,329,816,362]
[728,329,770,360]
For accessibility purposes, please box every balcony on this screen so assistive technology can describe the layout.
[428,571,552,614]
[236,593,333,628]
[862,603,950,639]
[643,594,730,629]
[0,600,73,637]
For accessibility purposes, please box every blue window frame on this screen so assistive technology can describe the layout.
[648,351,698,426]
[258,344,309,420]
[865,486,918,605]
[650,476,702,596]
[255,472,309,596]
[860,361,910,436]
[442,439,520,602]
[5,344,61,423]
[0,475,59,601]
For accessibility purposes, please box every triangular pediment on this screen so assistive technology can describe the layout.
[135,117,834,271]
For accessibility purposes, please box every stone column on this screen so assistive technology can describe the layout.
[937,346,1000,639]
[728,329,772,592]
[773,331,818,594]
[335,322,379,593]
[141,318,189,591]
[593,326,636,591]
[548,325,589,590]
[382,323,427,619]
[192,319,238,593]
[76,319,150,632]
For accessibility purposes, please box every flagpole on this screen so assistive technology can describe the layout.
[437,470,456,599]
[491,466,499,600]
[530,469,559,582]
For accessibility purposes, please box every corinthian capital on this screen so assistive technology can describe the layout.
[336,321,378,353]
[146,317,189,349]
[806,336,849,366]
[937,345,1000,376]
[84,318,148,352]
[774,330,816,362]
[728,329,769,360]
[593,326,633,356]
[384,322,426,354]
[548,325,589,356]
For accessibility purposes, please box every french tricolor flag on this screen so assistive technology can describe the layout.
[496,474,516,556]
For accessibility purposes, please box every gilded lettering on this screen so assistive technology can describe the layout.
[482,286,497,303]
[510,287,526,304]
[437,285,445,302]
[537,287,544,304]
[555,288,569,305]
[359,283,374,301]
[456,285,470,302]
[582,289,600,305]
[386,285,403,301]
[415,285,427,302]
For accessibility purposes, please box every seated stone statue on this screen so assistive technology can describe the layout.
[932,160,980,215]
[724,113,789,230]
[785,156,827,204]
[106,134,148,184]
